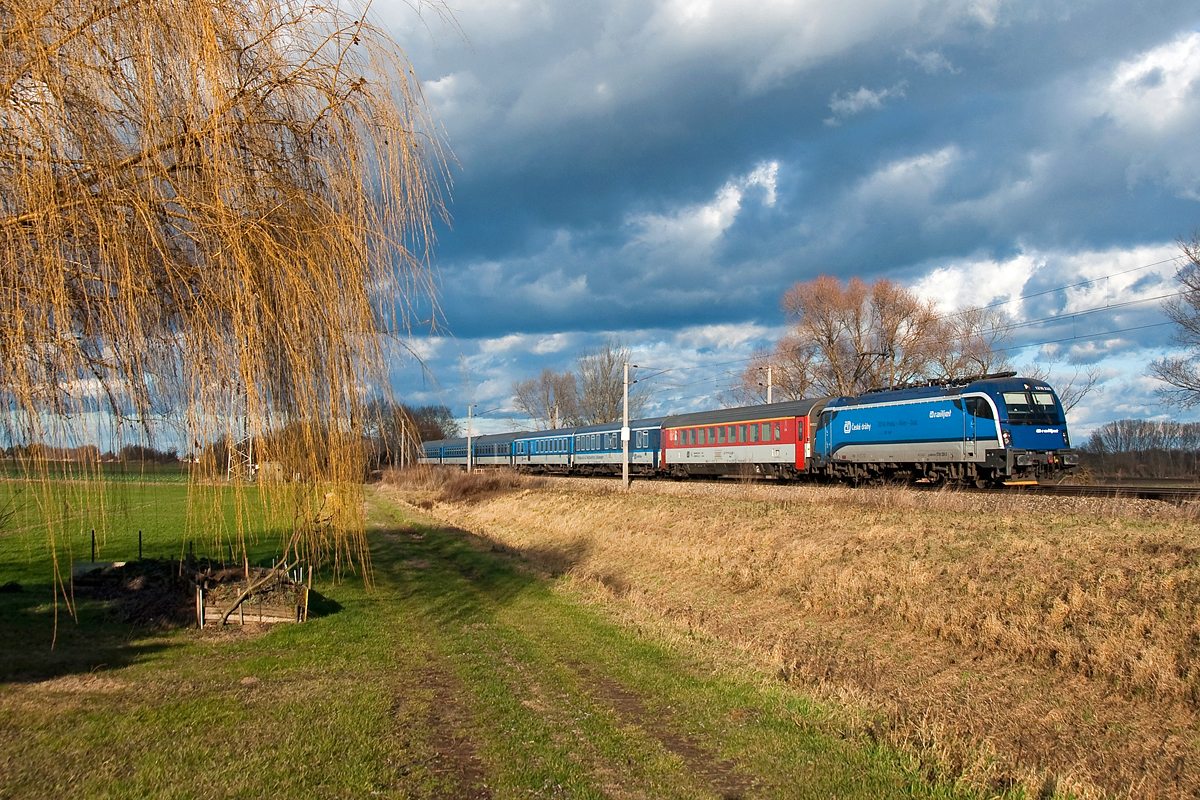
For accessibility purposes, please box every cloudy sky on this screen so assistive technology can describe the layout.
[380,0,1200,436]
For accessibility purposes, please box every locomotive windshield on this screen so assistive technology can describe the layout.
[1001,390,1064,425]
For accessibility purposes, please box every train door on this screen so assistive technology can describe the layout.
[816,409,833,462]
[965,397,994,457]
[959,398,976,459]
[795,416,808,470]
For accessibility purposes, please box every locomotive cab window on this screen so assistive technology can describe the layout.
[1003,391,1063,425]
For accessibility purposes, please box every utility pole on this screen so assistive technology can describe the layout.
[767,364,773,405]
[622,363,637,490]
[466,404,473,473]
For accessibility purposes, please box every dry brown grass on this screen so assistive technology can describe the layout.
[381,466,545,504]
[381,476,1200,799]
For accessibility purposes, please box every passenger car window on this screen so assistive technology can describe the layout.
[717,427,726,444]
[750,424,759,442]
[738,424,747,443]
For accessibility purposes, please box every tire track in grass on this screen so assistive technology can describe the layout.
[415,652,493,800]
[571,661,755,800]
[372,507,709,799]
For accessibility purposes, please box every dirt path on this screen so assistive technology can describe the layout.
[363,489,948,800]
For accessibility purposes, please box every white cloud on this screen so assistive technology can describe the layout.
[911,242,1182,317]
[1102,31,1200,132]
[524,268,590,305]
[533,333,576,354]
[825,82,907,124]
[904,48,959,74]
[1076,30,1200,197]
[854,146,959,203]
[627,160,779,252]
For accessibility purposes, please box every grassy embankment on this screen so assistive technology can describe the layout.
[0,476,982,799]
[380,469,1200,799]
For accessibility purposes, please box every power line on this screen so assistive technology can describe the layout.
[993,320,1175,354]
[966,255,1183,315]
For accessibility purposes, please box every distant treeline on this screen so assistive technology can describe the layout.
[3,444,180,463]
[1078,419,1200,480]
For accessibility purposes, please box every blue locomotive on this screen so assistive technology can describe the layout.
[812,374,1076,486]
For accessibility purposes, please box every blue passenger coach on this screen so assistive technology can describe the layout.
[419,432,520,468]
[814,375,1076,486]
[567,417,665,476]
[513,430,573,471]
[511,417,665,475]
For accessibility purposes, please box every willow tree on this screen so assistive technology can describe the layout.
[1,0,448,581]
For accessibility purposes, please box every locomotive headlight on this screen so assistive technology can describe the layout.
[1063,430,1070,447]
[1002,429,1012,447]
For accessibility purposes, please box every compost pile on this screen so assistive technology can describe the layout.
[198,565,306,613]
[73,559,304,628]
[72,559,195,628]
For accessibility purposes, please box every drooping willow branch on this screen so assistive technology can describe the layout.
[1,0,452,581]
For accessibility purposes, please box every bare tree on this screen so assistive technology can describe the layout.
[512,369,580,430]
[780,275,870,396]
[575,339,649,425]
[364,400,459,467]
[930,307,1012,378]
[1,0,449,575]
[739,275,1012,402]
[726,336,819,405]
[1081,418,1200,479]
[1150,235,1200,408]
[775,276,981,396]
[1022,360,1103,413]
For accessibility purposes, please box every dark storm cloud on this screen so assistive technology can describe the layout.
[375,0,1200,428]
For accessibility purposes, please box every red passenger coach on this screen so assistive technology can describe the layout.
[661,398,828,479]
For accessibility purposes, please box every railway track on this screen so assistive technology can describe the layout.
[1025,482,1200,503]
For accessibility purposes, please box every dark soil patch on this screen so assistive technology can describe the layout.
[407,654,492,800]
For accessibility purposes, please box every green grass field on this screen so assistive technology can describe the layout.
[0,459,190,484]
[0,479,284,585]
[0,481,997,800]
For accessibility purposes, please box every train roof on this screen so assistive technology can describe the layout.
[662,398,829,428]
[512,417,667,439]
[422,430,527,448]
[563,417,667,435]
[827,375,1059,407]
